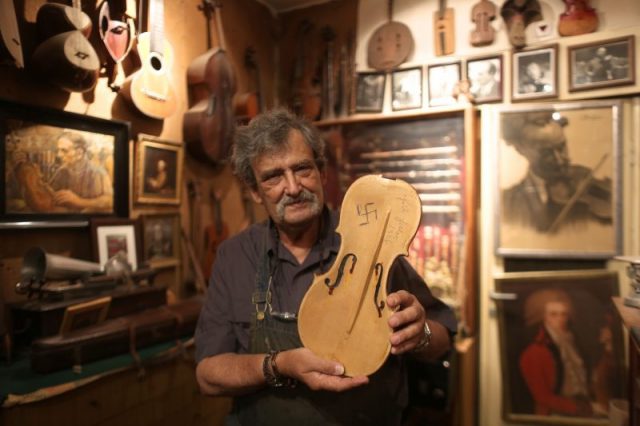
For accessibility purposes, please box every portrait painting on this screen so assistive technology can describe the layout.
[391,67,422,111]
[494,270,625,425]
[512,45,558,101]
[135,134,183,205]
[0,100,129,226]
[495,101,622,258]
[569,35,635,92]
[466,55,503,104]
[355,72,386,113]
[91,218,141,270]
[142,212,179,266]
[428,62,461,107]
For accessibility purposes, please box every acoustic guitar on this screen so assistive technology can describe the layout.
[0,0,24,68]
[121,0,177,119]
[31,0,99,92]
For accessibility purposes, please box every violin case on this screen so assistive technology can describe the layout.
[30,296,203,374]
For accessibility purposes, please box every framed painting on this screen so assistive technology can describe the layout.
[495,100,622,258]
[391,67,422,111]
[141,212,180,267]
[427,62,461,107]
[466,55,503,104]
[90,217,142,270]
[59,296,111,334]
[512,45,558,101]
[134,134,183,205]
[494,270,625,425]
[355,72,386,113]
[568,35,635,92]
[0,99,130,227]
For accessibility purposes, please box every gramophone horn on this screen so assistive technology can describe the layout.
[19,247,102,284]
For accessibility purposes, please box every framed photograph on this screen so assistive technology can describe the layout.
[495,100,622,258]
[494,270,625,425]
[391,67,422,111]
[427,62,461,107]
[568,35,635,92]
[0,99,129,227]
[355,72,386,113]
[59,296,111,334]
[141,212,180,266]
[512,45,558,101]
[466,55,503,104]
[90,217,142,270]
[134,134,184,205]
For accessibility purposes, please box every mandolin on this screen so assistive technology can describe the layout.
[558,0,598,37]
[121,0,177,119]
[367,0,414,71]
[470,0,497,47]
[298,175,422,376]
[434,0,455,56]
[0,0,24,68]
[183,0,237,164]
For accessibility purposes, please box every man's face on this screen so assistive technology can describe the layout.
[250,130,326,232]
[56,137,77,166]
[517,116,570,181]
[476,63,493,85]
[544,301,570,333]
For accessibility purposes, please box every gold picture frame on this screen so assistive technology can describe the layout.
[134,134,183,205]
[141,212,180,267]
[59,296,111,334]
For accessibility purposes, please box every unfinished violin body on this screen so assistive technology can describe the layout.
[298,175,422,376]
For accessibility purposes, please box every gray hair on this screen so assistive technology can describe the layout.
[231,109,326,189]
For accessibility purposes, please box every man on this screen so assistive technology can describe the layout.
[469,60,499,100]
[501,111,612,233]
[194,109,456,425]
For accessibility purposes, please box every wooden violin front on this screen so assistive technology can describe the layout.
[298,175,421,376]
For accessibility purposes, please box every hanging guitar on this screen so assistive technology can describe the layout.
[121,0,177,119]
[434,0,455,56]
[470,0,496,47]
[558,0,598,37]
[0,0,24,68]
[201,189,230,282]
[31,0,99,92]
[366,0,414,71]
[183,0,237,165]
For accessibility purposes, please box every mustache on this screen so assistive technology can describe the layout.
[276,189,318,215]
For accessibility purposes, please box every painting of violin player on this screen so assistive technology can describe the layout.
[498,105,619,255]
[6,128,114,214]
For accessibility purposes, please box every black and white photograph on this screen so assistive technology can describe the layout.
[569,35,635,92]
[512,45,558,101]
[427,62,461,107]
[466,55,502,103]
[391,67,422,111]
[355,72,386,113]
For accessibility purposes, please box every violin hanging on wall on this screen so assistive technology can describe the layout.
[470,0,496,47]
[298,175,422,376]
[558,0,598,37]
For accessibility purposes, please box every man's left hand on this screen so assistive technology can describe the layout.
[386,290,427,355]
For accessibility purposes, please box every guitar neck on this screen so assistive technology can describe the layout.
[72,0,81,10]
[149,0,166,56]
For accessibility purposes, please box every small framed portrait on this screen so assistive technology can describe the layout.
[512,45,558,101]
[466,55,503,104]
[427,62,461,107]
[59,296,111,334]
[141,212,180,267]
[494,270,625,425]
[495,100,622,258]
[355,72,386,113]
[134,134,184,205]
[391,67,422,111]
[90,217,142,270]
[568,35,635,92]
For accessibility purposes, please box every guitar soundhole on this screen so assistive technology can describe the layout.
[150,56,162,71]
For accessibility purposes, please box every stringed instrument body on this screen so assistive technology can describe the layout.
[98,0,136,64]
[470,0,496,47]
[202,189,230,282]
[298,175,422,377]
[434,0,455,56]
[0,0,24,67]
[290,20,321,121]
[367,0,414,71]
[558,0,598,37]
[121,0,177,119]
[183,0,237,164]
[36,0,92,40]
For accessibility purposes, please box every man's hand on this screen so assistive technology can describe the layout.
[277,348,369,392]
[54,189,84,209]
[386,290,427,355]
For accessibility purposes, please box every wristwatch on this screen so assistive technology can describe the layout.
[263,351,296,388]
[413,320,432,352]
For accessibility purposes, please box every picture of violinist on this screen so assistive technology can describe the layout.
[569,37,633,91]
[512,46,557,100]
[498,104,618,256]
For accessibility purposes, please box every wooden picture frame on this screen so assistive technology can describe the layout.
[90,217,142,270]
[141,212,180,267]
[512,44,558,101]
[495,100,622,258]
[0,99,130,228]
[134,134,183,205]
[494,270,624,425]
[466,55,503,104]
[59,296,111,334]
[355,72,386,113]
[391,67,423,111]
[427,62,461,107]
[568,35,635,92]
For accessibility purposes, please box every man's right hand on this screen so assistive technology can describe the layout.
[277,348,369,392]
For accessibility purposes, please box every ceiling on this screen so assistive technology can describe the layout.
[255,0,333,14]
